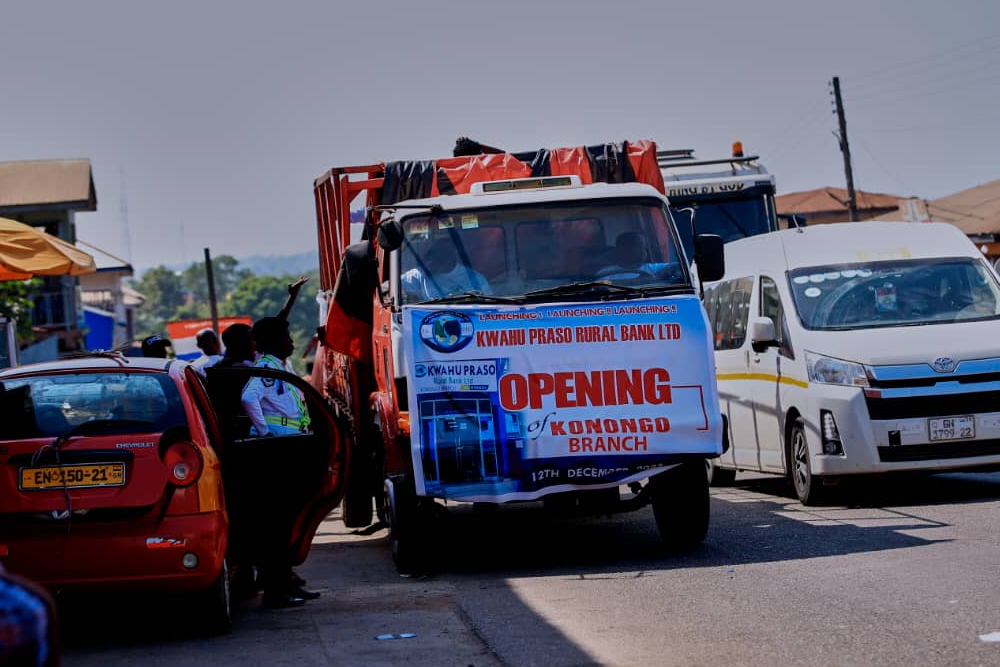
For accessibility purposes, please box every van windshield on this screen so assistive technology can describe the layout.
[397,198,689,305]
[788,258,1000,330]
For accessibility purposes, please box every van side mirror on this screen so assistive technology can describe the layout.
[377,220,404,251]
[694,234,725,282]
[749,316,778,353]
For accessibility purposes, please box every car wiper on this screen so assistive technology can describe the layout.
[522,281,650,299]
[419,290,525,305]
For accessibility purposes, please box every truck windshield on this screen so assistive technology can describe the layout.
[670,195,775,260]
[788,258,1000,330]
[398,198,689,304]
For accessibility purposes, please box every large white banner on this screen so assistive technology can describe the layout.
[402,295,722,502]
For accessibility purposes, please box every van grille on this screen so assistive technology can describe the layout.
[865,390,1000,420]
[878,440,1000,462]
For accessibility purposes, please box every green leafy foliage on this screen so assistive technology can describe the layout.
[0,278,41,340]
[131,260,320,374]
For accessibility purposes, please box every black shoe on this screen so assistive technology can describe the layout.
[261,594,307,610]
[289,586,320,600]
[289,569,307,587]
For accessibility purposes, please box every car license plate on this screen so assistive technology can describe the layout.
[927,415,975,442]
[19,463,126,491]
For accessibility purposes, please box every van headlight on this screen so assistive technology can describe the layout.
[805,351,870,388]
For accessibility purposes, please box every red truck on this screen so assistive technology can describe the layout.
[312,139,726,573]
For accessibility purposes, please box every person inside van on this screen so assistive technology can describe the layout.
[955,274,999,319]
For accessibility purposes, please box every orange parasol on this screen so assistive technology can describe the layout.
[0,216,96,281]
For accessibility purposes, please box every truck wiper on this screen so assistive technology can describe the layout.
[419,291,524,305]
[522,281,649,299]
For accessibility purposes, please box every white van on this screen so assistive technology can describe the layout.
[704,222,1000,504]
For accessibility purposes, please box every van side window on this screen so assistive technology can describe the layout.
[704,276,753,350]
[760,275,792,356]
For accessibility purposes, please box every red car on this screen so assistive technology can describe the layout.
[0,355,347,634]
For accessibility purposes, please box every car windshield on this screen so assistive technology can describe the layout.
[397,198,689,305]
[0,371,187,440]
[788,257,1000,330]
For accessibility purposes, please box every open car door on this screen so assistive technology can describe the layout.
[201,365,349,566]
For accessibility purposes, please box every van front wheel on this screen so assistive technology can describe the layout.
[789,419,829,506]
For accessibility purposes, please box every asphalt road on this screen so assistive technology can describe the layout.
[62,471,1000,667]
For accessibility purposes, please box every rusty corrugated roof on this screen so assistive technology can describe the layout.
[0,158,96,211]
[775,187,902,215]
[921,179,1000,236]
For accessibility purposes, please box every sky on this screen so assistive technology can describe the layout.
[2,0,999,271]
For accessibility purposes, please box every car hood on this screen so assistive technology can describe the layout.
[801,319,1000,369]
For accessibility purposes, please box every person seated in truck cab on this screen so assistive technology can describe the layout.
[401,236,491,301]
[596,231,676,281]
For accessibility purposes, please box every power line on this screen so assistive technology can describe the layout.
[848,41,1000,93]
[849,70,1000,109]
[853,137,907,194]
[854,116,1000,134]
[848,56,1000,103]
[849,32,1000,83]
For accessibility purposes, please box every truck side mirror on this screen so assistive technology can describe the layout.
[377,220,404,251]
[749,316,778,353]
[694,234,725,282]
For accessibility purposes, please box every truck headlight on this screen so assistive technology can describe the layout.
[805,351,870,388]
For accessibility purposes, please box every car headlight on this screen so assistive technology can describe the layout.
[805,351,870,388]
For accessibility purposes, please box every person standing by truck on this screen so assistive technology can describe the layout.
[239,316,319,608]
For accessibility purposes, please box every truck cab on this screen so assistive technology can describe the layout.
[658,143,778,259]
[313,141,726,573]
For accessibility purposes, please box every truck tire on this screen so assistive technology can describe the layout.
[384,476,427,575]
[788,419,831,506]
[650,461,710,551]
[706,458,736,486]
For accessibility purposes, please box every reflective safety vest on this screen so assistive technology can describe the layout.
[256,354,311,432]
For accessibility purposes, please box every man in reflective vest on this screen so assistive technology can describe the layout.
[239,316,318,608]
[241,317,311,436]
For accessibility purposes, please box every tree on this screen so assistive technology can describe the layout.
[131,266,185,337]
[0,278,41,341]
[181,254,251,304]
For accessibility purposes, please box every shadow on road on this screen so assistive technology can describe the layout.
[57,471,999,666]
[419,470,1000,578]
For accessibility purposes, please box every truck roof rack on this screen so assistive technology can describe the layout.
[657,154,761,169]
[655,149,696,162]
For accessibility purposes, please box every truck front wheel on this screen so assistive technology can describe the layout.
[650,461,710,551]
[384,475,427,575]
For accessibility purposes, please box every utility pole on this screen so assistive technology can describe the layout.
[831,76,858,222]
[204,248,219,334]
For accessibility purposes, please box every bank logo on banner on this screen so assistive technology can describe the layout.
[419,311,474,353]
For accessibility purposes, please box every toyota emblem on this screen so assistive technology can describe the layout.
[931,357,957,373]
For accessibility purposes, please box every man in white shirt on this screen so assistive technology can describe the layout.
[401,237,491,301]
[193,328,224,375]
[241,318,309,437]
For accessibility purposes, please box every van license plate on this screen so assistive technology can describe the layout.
[928,416,975,442]
[19,463,126,490]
